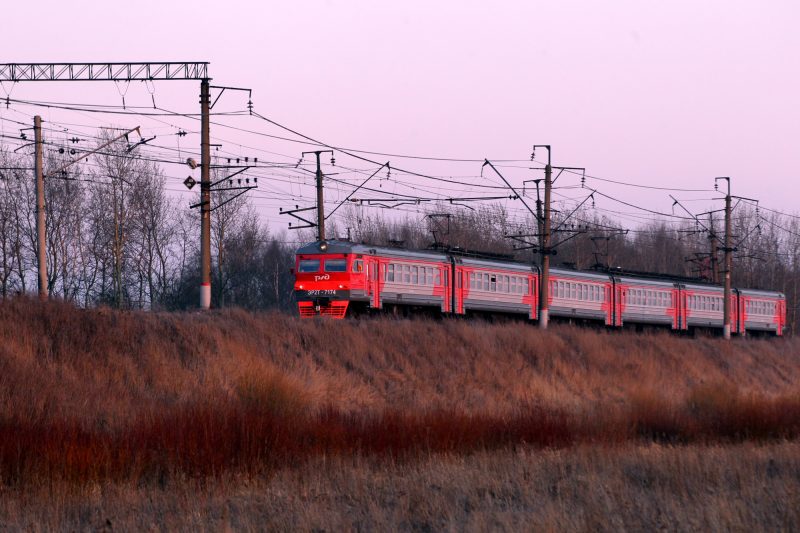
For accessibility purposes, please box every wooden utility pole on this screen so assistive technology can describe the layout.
[33,116,47,301]
[200,79,211,309]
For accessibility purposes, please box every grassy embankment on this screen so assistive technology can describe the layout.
[0,297,799,529]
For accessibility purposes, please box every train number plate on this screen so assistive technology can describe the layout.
[307,290,337,296]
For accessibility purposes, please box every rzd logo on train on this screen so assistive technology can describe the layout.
[314,274,330,281]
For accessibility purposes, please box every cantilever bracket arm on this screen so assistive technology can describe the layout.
[280,205,318,230]
[210,166,252,188]
[326,162,389,221]
[46,126,141,178]
[482,159,541,223]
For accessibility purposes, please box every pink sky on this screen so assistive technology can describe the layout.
[3,0,799,232]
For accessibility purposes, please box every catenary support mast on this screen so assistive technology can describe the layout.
[200,79,212,309]
[34,116,47,301]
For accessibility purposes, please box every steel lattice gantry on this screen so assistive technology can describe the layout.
[0,62,208,81]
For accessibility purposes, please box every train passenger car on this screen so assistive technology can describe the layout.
[548,268,613,325]
[376,248,451,313]
[736,288,786,336]
[682,282,726,331]
[456,257,538,318]
[617,276,678,329]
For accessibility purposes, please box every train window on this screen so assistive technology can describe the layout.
[298,259,320,273]
[426,268,433,285]
[324,259,347,272]
[411,266,418,284]
[582,285,588,301]
[435,269,441,285]
[387,264,395,282]
[352,260,364,273]
[490,275,497,292]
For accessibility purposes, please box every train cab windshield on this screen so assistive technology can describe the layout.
[298,259,320,273]
[324,259,347,272]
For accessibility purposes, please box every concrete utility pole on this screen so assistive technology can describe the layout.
[534,145,553,330]
[33,116,47,301]
[302,150,333,241]
[200,79,211,309]
[717,177,732,340]
[315,153,325,241]
[709,213,719,284]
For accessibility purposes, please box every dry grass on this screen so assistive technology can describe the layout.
[2,442,799,531]
[1,296,799,528]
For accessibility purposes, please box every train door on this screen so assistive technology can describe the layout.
[454,268,466,314]
[613,279,624,327]
[732,290,740,334]
[365,259,381,309]
[670,286,681,330]
[773,298,785,336]
[678,288,688,331]
[604,282,614,326]
[444,267,451,313]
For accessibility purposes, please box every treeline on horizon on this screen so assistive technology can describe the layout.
[2,135,800,332]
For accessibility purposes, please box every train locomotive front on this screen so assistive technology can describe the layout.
[294,240,366,318]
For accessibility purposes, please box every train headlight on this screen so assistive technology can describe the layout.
[339,284,344,289]
[319,241,328,251]
[299,284,304,289]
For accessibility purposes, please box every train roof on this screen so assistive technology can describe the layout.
[296,240,447,261]
[295,240,784,296]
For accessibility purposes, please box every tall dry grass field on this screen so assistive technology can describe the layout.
[0,297,799,529]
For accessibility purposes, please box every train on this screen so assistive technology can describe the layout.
[293,239,786,336]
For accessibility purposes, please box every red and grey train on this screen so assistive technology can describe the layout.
[294,240,786,335]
